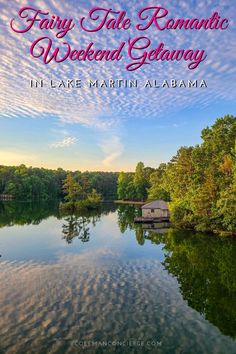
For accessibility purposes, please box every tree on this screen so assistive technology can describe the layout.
[117,172,135,200]
[147,115,236,233]
[217,141,236,231]
[87,189,102,204]
[63,174,82,202]
[148,163,170,201]
[0,166,118,202]
[133,162,148,200]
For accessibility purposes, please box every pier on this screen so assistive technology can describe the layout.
[0,194,14,201]
[134,217,169,223]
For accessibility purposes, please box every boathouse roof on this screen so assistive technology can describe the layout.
[142,200,169,210]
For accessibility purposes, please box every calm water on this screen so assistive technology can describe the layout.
[0,202,236,354]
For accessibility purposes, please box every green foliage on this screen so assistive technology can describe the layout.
[59,201,75,211]
[217,184,236,231]
[148,163,170,201]
[0,165,66,201]
[133,162,148,200]
[117,172,136,200]
[1,115,235,233]
[117,162,150,201]
[63,174,82,202]
[169,199,194,228]
[0,165,118,201]
[61,175,102,211]
[147,115,236,234]
[87,189,102,205]
[116,116,236,233]
[88,172,118,200]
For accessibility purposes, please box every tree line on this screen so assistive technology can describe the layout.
[117,115,236,234]
[0,115,235,233]
[0,165,118,201]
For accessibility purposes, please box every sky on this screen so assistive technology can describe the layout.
[0,0,236,172]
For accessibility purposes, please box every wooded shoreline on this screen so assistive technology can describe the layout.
[0,115,235,236]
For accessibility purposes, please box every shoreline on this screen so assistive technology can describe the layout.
[114,200,146,205]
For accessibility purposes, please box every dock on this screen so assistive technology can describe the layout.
[0,194,14,201]
[134,217,170,224]
[114,200,146,205]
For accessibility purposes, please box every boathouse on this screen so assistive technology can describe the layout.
[141,200,170,219]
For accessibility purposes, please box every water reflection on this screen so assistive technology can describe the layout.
[61,205,116,244]
[0,202,236,346]
[117,204,146,245]
[117,204,140,233]
[117,205,236,339]
[154,229,236,339]
[117,204,170,245]
[62,214,100,244]
[0,200,59,227]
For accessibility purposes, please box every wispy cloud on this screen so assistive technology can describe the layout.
[0,0,235,170]
[49,136,77,148]
[0,0,235,128]
[100,136,124,167]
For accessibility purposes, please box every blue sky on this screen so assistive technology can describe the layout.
[0,0,235,171]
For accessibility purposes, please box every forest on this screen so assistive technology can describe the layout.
[0,166,118,201]
[117,115,236,234]
[0,115,235,233]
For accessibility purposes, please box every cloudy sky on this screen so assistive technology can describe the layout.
[0,0,235,171]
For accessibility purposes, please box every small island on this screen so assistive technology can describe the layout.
[59,174,102,211]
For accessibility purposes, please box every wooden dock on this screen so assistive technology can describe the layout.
[114,200,146,205]
[134,217,170,224]
[0,194,14,201]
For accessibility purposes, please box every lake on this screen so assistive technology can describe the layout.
[0,202,235,354]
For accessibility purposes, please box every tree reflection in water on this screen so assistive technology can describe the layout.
[117,204,167,245]
[117,204,146,245]
[60,203,116,244]
[155,229,236,340]
[62,214,98,244]
[0,200,59,227]
[117,204,236,339]
[0,202,236,339]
